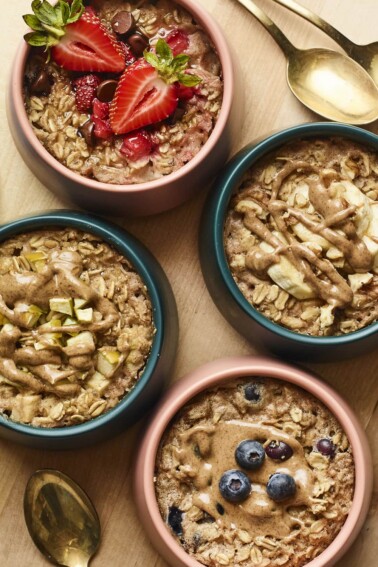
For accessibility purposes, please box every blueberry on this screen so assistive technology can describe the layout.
[265,441,293,461]
[235,440,265,470]
[266,473,296,502]
[316,438,336,457]
[244,382,262,402]
[168,506,184,535]
[219,470,251,503]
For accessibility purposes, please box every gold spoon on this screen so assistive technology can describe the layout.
[272,0,378,86]
[24,469,101,567]
[234,0,378,124]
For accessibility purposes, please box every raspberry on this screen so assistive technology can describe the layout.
[120,130,154,161]
[72,74,101,112]
[166,29,189,55]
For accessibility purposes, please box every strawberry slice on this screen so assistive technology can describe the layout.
[120,129,154,161]
[166,30,189,56]
[110,60,178,135]
[51,11,125,73]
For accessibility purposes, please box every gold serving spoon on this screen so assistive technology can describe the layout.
[272,0,378,86]
[24,469,101,567]
[234,0,378,124]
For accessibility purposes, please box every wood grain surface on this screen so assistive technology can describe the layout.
[0,1,377,565]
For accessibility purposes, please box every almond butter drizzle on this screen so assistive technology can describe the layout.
[244,160,374,308]
[0,249,119,395]
[173,421,314,538]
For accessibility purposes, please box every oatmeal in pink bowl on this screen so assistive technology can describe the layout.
[7,0,240,215]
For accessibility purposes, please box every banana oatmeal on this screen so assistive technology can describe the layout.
[155,377,355,567]
[224,137,378,336]
[0,228,154,427]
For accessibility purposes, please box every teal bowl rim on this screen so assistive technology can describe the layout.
[0,211,165,439]
[212,122,378,347]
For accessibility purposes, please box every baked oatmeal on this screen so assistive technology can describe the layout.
[0,228,154,427]
[155,377,355,567]
[23,0,223,184]
[224,137,378,336]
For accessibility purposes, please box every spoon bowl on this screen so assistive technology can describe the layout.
[24,469,100,567]
[273,0,378,87]
[235,0,378,124]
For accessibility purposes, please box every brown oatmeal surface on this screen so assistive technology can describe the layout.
[0,228,154,427]
[224,137,378,336]
[24,0,223,184]
[155,377,355,567]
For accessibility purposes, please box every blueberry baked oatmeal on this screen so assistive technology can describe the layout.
[155,377,354,566]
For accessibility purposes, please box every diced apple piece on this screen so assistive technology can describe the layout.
[66,331,95,350]
[49,298,74,317]
[75,308,93,323]
[17,303,44,327]
[86,371,111,395]
[0,314,10,326]
[74,298,88,309]
[96,350,121,378]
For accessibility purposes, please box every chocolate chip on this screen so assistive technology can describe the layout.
[127,32,149,57]
[96,79,118,103]
[30,70,52,96]
[216,503,225,515]
[168,506,183,536]
[78,120,96,148]
[166,106,185,125]
[111,10,135,36]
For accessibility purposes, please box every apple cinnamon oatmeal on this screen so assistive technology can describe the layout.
[155,377,355,567]
[224,137,378,336]
[23,0,223,184]
[0,228,154,427]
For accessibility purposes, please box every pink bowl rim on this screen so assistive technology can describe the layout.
[135,356,373,567]
[10,0,234,195]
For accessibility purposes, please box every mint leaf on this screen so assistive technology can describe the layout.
[23,14,45,31]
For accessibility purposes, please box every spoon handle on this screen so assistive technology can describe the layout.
[234,0,296,57]
[271,0,356,55]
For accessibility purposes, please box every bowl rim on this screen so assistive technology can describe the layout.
[209,122,378,346]
[134,356,373,567]
[10,0,234,194]
[0,210,167,439]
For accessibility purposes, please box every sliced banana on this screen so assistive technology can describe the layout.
[259,241,315,300]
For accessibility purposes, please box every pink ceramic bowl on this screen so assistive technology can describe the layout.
[134,357,373,567]
[7,0,243,216]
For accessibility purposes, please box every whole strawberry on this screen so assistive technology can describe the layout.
[23,0,125,73]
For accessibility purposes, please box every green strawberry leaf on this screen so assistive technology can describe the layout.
[68,0,85,23]
[144,51,160,69]
[155,38,173,64]
[178,73,202,87]
[143,39,202,88]
[24,31,49,47]
[23,14,45,31]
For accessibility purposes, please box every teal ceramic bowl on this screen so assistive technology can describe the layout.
[0,211,178,448]
[200,122,378,361]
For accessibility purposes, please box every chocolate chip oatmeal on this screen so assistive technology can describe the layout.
[224,137,378,336]
[155,377,354,567]
[0,228,154,427]
[23,0,223,184]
